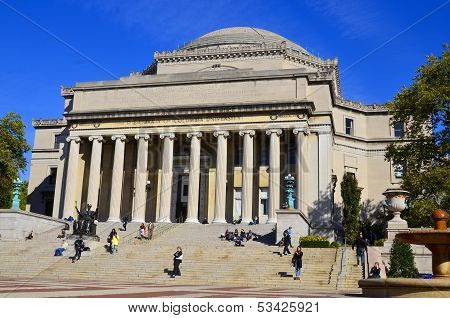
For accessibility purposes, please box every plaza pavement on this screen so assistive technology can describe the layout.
[0,278,361,298]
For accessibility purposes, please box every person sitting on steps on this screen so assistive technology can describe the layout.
[246,230,253,241]
[25,231,34,241]
[240,229,246,241]
[368,262,381,279]
[57,229,66,239]
[54,240,68,256]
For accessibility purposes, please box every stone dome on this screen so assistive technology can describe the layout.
[181,27,308,53]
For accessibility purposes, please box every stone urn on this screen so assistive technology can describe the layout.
[383,188,409,222]
[383,188,409,241]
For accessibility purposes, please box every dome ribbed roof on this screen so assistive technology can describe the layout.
[181,27,307,53]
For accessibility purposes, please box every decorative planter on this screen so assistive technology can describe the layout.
[383,188,410,223]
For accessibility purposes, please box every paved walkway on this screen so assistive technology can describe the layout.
[0,278,361,298]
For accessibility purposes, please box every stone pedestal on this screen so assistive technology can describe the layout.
[275,209,310,246]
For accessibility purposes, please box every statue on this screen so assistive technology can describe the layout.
[284,174,296,209]
[73,203,98,236]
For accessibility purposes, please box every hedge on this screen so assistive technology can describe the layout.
[299,235,330,248]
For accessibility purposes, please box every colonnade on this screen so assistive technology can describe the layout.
[61,127,332,223]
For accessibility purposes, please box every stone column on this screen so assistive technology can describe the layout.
[108,135,127,222]
[266,129,282,223]
[213,131,229,223]
[52,142,67,219]
[185,132,202,223]
[62,136,81,219]
[86,135,104,211]
[133,134,150,223]
[318,128,332,202]
[158,133,175,223]
[239,130,255,224]
[317,127,333,238]
[293,127,310,213]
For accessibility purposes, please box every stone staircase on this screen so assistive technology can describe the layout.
[0,223,362,290]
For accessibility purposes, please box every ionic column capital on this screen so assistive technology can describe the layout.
[239,130,255,137]
[134,133,150,141]
[66,136,81,143]
[160,132,176,140]
[88,135,104,142]
[187,132,203,139]
[293,127,310,136]
[213,130,230,138]
[111,134,128,142]
[266,129,282,136]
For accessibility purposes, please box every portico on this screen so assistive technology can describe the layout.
[58,119,331,225]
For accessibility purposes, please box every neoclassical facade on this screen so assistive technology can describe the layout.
[28,27,403,236]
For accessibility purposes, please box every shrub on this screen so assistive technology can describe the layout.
[341,173,362,244]
[299,235,330,248]
[330,241,339,248]
[387,238,419,278]
[374,239,386,246]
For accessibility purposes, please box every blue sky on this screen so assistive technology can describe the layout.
[0,0,449,179]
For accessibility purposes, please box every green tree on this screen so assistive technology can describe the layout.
[385,45,450,227]
[19,180,28,210]
[341,173,362,244]
[387,238,419,278]
[0,112,30,208]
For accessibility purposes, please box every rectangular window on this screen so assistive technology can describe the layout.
[394,122,404,138]
[394,164,404,178]
[54,134,60,149]
[49,168,57,186]
[345,118,354,135]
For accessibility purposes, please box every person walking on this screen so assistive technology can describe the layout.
[72,236,85,263]
[292,246,303,280]
[108,229,117,252]
[282,232,292,256]
[352,232,368,278]
[171,246,183,278]
[111,232,120,254]
[122,215,129,231]
[148,222,154,240]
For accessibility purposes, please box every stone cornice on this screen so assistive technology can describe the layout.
[334,96,386,113]
[61,86,74,97]
[153,43,337,69]
[32,118,67,128]
[64,100,314,121]
[334,132,400,143]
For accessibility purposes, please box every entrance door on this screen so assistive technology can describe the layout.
[175,174,189,222]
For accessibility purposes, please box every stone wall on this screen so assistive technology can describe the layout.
[0,209,68,240]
